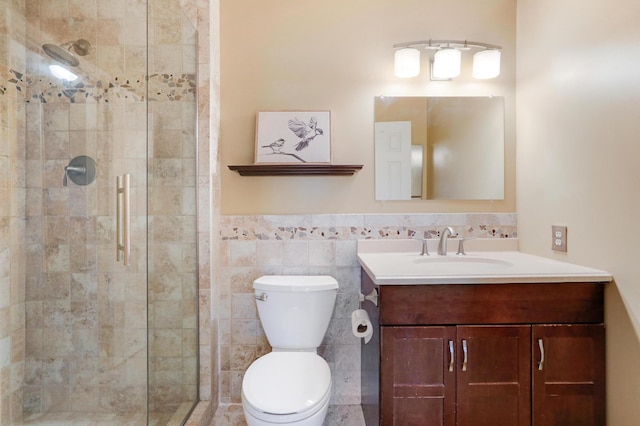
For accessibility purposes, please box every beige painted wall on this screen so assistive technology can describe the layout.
[220,0,516,214]
[516,0,640,423]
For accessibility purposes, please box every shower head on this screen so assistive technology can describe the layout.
[42,39,91,67]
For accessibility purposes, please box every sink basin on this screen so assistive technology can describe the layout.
[411,255,513,273]
[356,239,613,285]
[413,256,513,267]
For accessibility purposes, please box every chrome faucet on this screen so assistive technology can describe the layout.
[437,227,456,255]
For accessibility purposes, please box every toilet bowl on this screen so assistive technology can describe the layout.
[241,352,331,426]
[241,275,339,426]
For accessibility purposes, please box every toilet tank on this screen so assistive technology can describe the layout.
[253,275,338,350]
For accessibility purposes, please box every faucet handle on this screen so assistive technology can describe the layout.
[456,237,477,256]
[420,238,429,256]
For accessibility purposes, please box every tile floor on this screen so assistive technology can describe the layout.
[211,404,366,426]
[21,412,149,425]
[21,409,187,425]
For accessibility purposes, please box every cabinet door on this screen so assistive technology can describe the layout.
[456,326,531,426]
[533,325,605,426]
[381,326,456,426]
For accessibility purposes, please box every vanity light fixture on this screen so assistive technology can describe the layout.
[393,39,502,80]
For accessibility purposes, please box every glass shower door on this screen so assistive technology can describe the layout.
[21,1,151,420]
[22,0,198,425]
[1,0,198,423]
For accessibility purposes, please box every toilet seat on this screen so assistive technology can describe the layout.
[242,352,331,423]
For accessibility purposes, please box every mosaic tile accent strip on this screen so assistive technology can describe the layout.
[0,66,25,96]
[13,72,196,104]
[220,213,518,241]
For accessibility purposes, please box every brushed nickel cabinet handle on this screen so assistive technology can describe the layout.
[538,338,545,371]
[462,339,468,371]
[448,340,455,372]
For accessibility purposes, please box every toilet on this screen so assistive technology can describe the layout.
[241,275,339,426]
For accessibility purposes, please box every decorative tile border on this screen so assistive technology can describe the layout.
[1,68,196,103]
[0,66,25,96]
[220,213,517,241]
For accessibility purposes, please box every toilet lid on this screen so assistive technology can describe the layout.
[242,352,331,415]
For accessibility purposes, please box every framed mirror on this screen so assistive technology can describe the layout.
[374,96,505,200]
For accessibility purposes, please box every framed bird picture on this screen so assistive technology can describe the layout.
[255,110,332,164]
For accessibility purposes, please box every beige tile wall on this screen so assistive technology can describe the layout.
[23,97,150,415]
[0,0,27,423]
[146,1,200,414]
[178,0,219,410]
[18,0,202,418]
[0,0,217,422]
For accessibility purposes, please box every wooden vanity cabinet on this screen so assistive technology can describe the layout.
[532,324,606,426]
[360,270,606,426]
[382,325,531,426]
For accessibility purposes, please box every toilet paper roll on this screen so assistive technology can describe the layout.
[351,309,373,344]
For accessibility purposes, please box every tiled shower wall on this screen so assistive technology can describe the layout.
[21,0,150,414]
[0,0,217,423]
[0,1,27,423]
[147,0,199,415]
[217,213,517,404]
[0,0,219,425]
[16,0,199,417]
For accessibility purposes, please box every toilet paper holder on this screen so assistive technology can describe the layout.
[359,288,378,307]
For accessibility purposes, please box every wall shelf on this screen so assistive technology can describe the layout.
[228,164,363,176]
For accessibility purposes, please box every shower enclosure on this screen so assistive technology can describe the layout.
[0,0,199,424]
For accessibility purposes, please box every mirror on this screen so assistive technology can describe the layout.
[374,96,505,200]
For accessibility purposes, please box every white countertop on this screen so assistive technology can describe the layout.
[357,239,613,285]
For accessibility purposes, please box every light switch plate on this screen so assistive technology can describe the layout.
[552,225,567,252]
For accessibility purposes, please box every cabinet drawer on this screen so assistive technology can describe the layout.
[378,282,604,325]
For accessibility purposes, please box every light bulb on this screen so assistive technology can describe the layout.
[432,48,461,79]
[473,49,501,79]
[394,48,420,78]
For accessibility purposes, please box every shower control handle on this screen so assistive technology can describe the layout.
[62,156,96,186]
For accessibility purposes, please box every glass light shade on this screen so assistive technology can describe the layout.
[49,64,78,81]
[432,48,461,79]
[394,48,420,78]
[473,49,501,79]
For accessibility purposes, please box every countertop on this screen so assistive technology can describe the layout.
[357,239,613,285]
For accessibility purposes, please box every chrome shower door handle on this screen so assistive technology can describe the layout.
[116,175,122,261]
[116,174,131,265]
[123,174,130,265]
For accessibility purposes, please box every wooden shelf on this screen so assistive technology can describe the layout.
[228,164,363,176]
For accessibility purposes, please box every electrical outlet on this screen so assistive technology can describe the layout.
[552,225,567,252]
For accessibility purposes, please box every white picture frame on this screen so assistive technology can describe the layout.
[255,111,332,164]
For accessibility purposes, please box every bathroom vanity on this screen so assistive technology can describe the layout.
[357,240,612,426]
